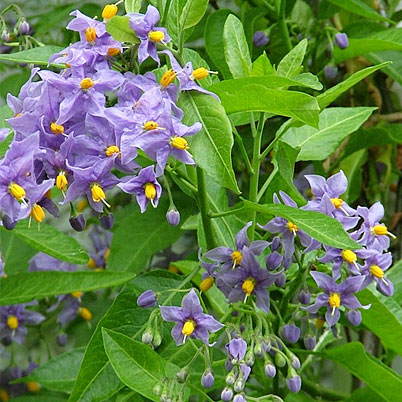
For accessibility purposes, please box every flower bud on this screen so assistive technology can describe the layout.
[137,289,157,308]
[100,213,114,229]
[254,342,264,358]
[2,215,17,230]
[234,378,244,392]
[245,350,255,366]
[142,329,153,344]
[1,30,10,42]
[225,359,233,372]
[286,374,302,393]
[56,333,68,347]
[201,370,214,389]
[290,354,301,370]
[275,352,287,367]
[233,394,246,402]
[271,236,281,251]
[253,31,269,47]
[275,273,286,287]
[1,336,12,346]
[324,65,338,81]
[153,384,162,396]
[347,310,362,326]
[304,335,316,350]
[281,324,300,343]
[69,214,86,232]
[18,20,30,35]
[335,33,349,49]
[264,362,276,378]
[152,331,162,348]
[298,290,310,305]
[266,252,282,271]
[226,370,236,386]
[376,279,394,297]
[166,207,180,226]
[176,368,188,383]
[221,387,233,402]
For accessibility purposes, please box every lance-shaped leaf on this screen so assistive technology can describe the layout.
[0,46,63,66]
[0,221,88,265]
[243,200,361,249]
[277,39,308,78]
[0,271,135,305]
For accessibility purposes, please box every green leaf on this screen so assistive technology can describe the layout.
[182,0,209,29]
[0,104,12,128]
[292,73,323,90]
[204,9,233,79]
[242,200,361,249]
[327,0,393,23]
[0,46,63,66]
[103,329,180,401]
[0,271,134,305]
[124,0,141,13]
[11,391,68,402]
[323,342,402,401]
[0,221,88,264]
[69,271,183,402]
[281,107,376,161]
[210,82,319,127]
[16,348,85,393]
[261,141,306,205]
[367,51,402,85]
[277,39,308,78]
[223,14,252,78]
[243,8,266,51]
[106,16,139,44]
[108,196,194,272]
[317,62,391,109]
[177,92,240,193]
[250,53,275,76]
[357,284,402,356]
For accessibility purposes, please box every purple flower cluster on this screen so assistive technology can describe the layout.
[0,4,215,229]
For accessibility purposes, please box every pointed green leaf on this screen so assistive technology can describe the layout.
[281,107,376,161]
[277,39,308,78]
[124,0,141,13]
[243,200,361,249]
[181,0,209,29]
[178,92,240,193]
[106,16,139,44]
[0,271,134,305]
[223,14,252,78]
[0,221,88,264]
[250,53,275,76]
[0,46,63,66]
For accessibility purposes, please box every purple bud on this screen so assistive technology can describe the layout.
[18,20,30,35]
[335,33,349,49]
[201,370,214,389]
[264,362,276,378]
[347,310,362,326]
[297,33,303,41]
[57,333,68,347]
[1,30,10,42]
[166,207,180,226]
[226,338,247,360]
[290,354,301,370]
[1,336,12,346]
[376,278,394,297]
[253,31,269,47]
[266,252,283,271]
[271,236,281,251]
[324,65,338,81]
[303,335,316,350]
[287,375,302,393]
[233,394,246,402]
[137,289,157,308]
[225,359,233,372]
[2,215,17,230]
[221,387,233,401]
[282,324,300,343]
[298,290,311,305]
[69,214,86,232]
[275,272,286,287]
[100,213,114,230]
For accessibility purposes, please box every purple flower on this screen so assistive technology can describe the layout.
[118,166,161,213]
[160,289,223,345]
[137,290,157,308]
[0,304,45,344]
[318,246,376,280]
[129,5,171,65]
[360,251,394,297]
[264,362,276,378]
[352,202,396,251]
[205,222,269,271]
[63,158,119,213]
[335,33,349,49]
[260,191,320,268]
[66,10,106,43]
[226,338,247,360]
[29,252,76,272]
[303,271,370,327]
[281,323,300,343]
[162,50,220,100]
[48,294,81,327]
[253,31,269,47]
[217,248,279,313]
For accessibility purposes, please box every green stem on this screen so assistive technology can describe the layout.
[249,112,266,241]
[196,167,215,250]
[232,122,254,174]
[209,206,244,218]
[278,0,292,52]
[260,118,293,161]
[162,175,175,206]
